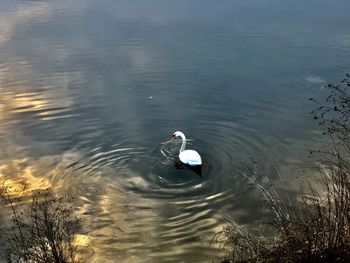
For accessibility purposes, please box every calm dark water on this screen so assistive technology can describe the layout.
[1,0,350,262]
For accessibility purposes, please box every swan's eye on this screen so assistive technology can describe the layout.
[172,134,176,139]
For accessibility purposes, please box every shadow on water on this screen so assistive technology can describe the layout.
[174,157,202,177]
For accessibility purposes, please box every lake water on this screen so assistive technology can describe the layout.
[0,0,350,262]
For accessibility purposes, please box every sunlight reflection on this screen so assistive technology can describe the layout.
[12,93,48,112]
[74,234,90,247]
[0,64,76,122]
[0,103,4,121]
[0,148,161,262]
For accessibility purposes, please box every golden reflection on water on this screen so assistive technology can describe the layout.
[0,62,83,126]
[11,93,48,112]
[0,159,51,193]
[0,134,225,262]
[10,91,77,120]
[0,102,5,121]
[0,148,163,262]
[0,158,92,258]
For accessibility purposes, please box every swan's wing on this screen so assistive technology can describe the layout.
[179,150,202,166]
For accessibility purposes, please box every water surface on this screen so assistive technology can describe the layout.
[0,0,350,262]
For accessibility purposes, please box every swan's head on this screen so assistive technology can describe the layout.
[171,131,182,140]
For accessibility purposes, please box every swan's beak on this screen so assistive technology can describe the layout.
[171,135,176,140]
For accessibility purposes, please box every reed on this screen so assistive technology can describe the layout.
[214,74,350,263]
[0,187,82,263]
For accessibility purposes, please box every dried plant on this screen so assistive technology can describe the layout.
[310,73,350,146]
[0,187,82,263]
[214,74,350,263]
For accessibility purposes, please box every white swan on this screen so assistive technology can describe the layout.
[171,131,202,166]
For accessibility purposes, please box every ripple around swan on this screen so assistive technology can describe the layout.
[118,135,241,252]
[124,88,310,253]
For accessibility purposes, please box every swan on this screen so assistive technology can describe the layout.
[171,131,202,166]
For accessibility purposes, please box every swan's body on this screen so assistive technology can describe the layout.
[172,131,202,166]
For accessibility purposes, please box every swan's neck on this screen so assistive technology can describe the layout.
[179,133,186,152]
